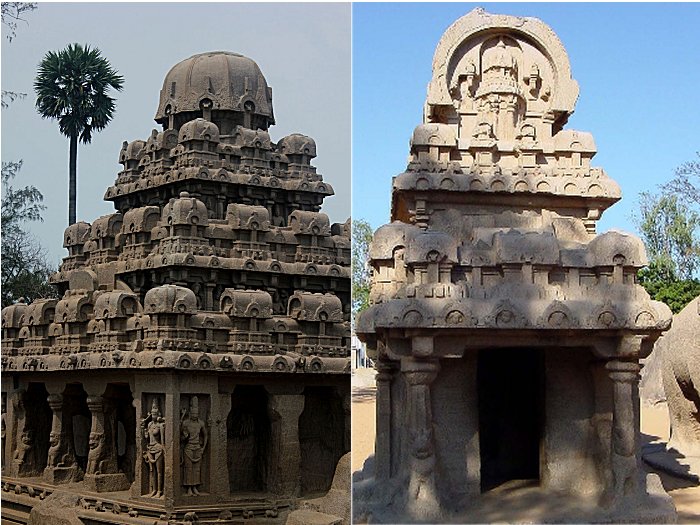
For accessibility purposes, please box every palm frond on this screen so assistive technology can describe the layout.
[34,42,124,142]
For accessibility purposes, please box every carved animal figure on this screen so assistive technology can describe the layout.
[86,432,113,474]
[46,431,74,467]
[13,430,33,465]
[662,297,700,457]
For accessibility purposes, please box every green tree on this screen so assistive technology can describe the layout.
[634,160,700,313]
[636,192,700,281]
[352,219,374,324]
[1,2,55,307]
[667,152,700,207]
[34,43,124,225]
[1,161,58,307]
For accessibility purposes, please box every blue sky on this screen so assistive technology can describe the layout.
[352,3,700,236]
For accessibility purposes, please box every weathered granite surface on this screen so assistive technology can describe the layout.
[642,297,700,482]
[355,8,675,524]
[2,51,350,525]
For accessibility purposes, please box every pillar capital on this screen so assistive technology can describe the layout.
[401,357,440,385]
[267,392,304,420]
[605,360,640,383]
[375,360,396,378]
[616,335,645,358]
[47,393,63,411]
[86,395,104,412]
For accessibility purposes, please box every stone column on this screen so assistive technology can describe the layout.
[163,387,178,507]
[401,356,441,521]
[374,360,395,481]
[83,394,129,492]
[7,387,26,478]
[338,385,351,454]
[86,396,107,473]
[130,395,144,499]
[209,392,231,498]
[43,393,81,483]
[605,358,642,505]
[265,387,304,496]
[205,283,215,312]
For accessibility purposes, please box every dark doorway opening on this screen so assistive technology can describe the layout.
[24,383,52,475]
[478,347,543,492]
[299,386,346,495]
[104,383,136,483]
[65,383,90,473]
[227,386,270,493]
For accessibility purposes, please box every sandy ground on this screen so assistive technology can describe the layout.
[351,368,700,523]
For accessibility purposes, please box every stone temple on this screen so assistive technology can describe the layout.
[1,51,350,524]
[354,9,677,524]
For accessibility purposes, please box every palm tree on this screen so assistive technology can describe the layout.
[34,43,124,225]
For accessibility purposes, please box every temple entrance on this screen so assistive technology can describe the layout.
[478,348,543,492]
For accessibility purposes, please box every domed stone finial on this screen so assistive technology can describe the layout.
[155,51,274,133]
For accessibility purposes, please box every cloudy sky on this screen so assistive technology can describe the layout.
[2,2,351,264]
[353,3,700,236]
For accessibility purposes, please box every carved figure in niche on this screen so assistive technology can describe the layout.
[13,430,33,466]
[526,63,541,99]
[455,62,478,110]
[86,431,108,474]
[180,396,208,496]
[481,37,518,83]
[142,398,165,498]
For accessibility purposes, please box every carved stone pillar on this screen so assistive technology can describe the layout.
[163,388,178,507]
[339,385,351,454]
[7,388,30,478]
[605,358,642,505]
[209,393,231,498]
[83,395,129,492]
[43,393,81,483]
[130,395,144,499]
[374,360,395,481]
[205,283,215,312]
[401,356,441,521]
[266,389,304,496]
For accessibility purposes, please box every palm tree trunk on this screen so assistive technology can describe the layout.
[68,133,77,225]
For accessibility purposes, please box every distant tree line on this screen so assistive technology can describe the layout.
[635,153,700,313]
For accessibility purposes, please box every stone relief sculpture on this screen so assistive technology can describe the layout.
[13,430,34,471]
[86,431,108,474]
[1,48,350,523]
[180,396,208,496]
[43,393,81,484]
[141,397,165,498]
[355,8,676,524]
